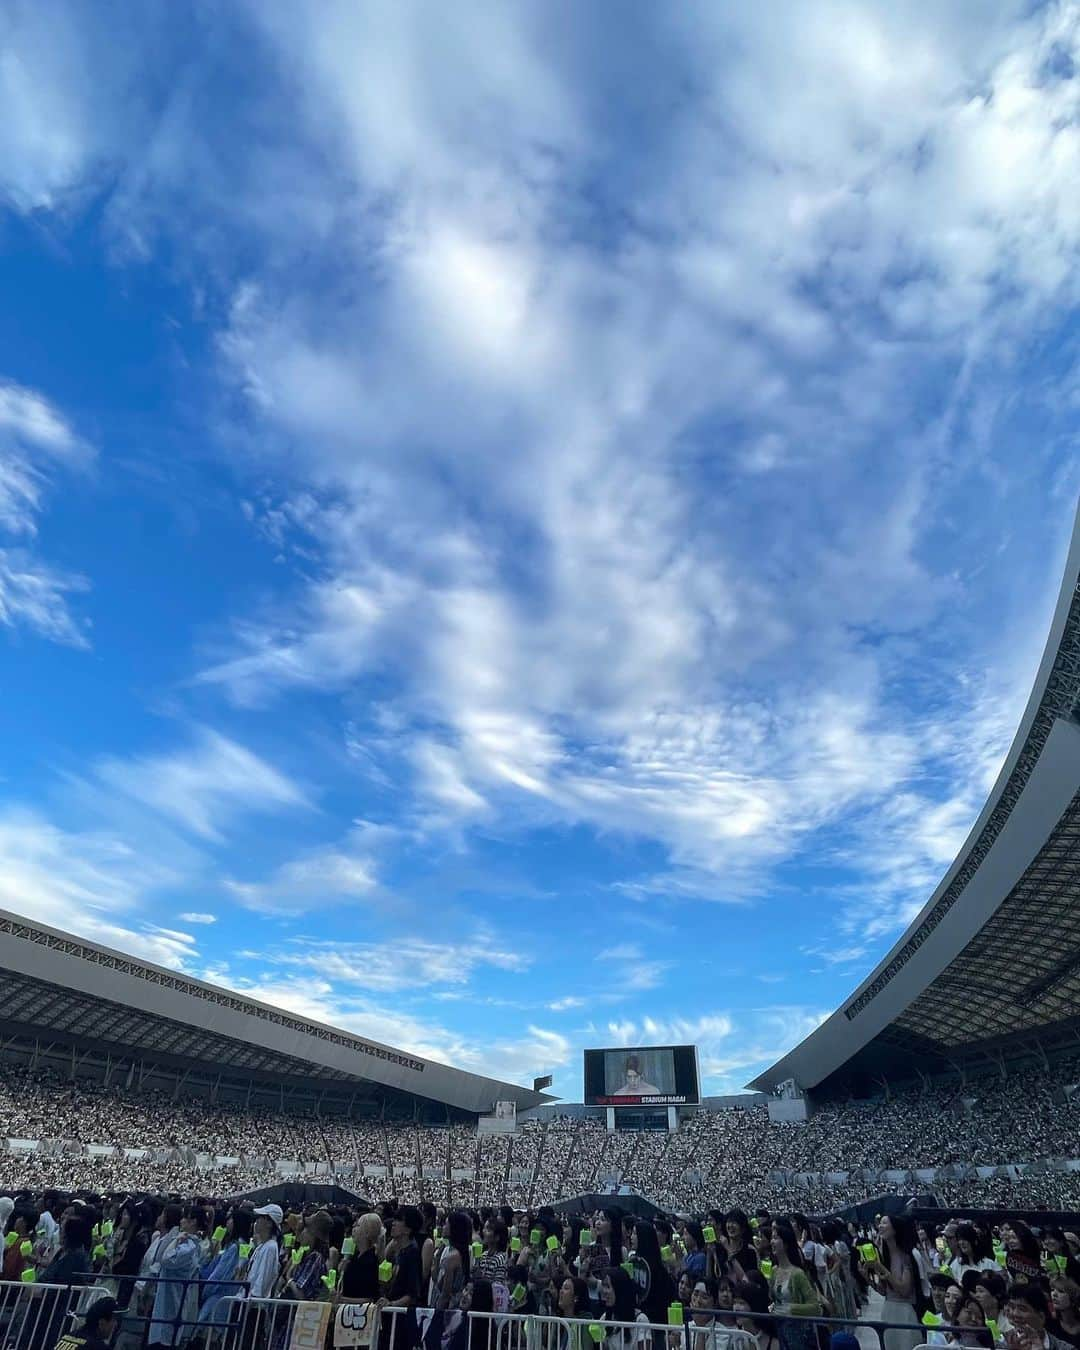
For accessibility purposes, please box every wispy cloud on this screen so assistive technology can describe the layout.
[0,380,91,645]
[250,933,530,992]
[0,810,200,970]
[178,911,217,925]
[95,729,307,842]
[214,970,568,1084]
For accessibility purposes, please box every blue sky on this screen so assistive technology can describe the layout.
[0,0,1078,1098]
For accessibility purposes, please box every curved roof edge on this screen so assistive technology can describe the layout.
[750,501,1080,1094]
[0,909,551,1115]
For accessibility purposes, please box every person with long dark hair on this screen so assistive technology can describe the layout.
[432,1210,471,1311]
[110,1200,153,1305]
[680,1223,707,1284]
[723,1211,759,1276]
[768,1222,820,1350]
[1005,1223,1044,1285]
[582,1209,624,1301]
[733,1278,779,1350]
[950,1226,997,1284]
[600,1268,649,1350]
[862,1216,920,1350]
[556,1277,594,1350]
[476,1217,509,1286]
[632,1221,677,1331]
[197,1208,254,1329]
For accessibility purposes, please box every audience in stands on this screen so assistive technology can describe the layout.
[2,1058,1080,1213]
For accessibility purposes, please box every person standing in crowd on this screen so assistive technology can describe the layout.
[974,1273,1011,1341]
[767,1222,820,1350]
[380,1205,424,1312]
[820,1220,857,1325]
[430,1210,471,1311]
[338,1212,382,1302]
[39,1214,93,1285]
[1049,1278,1080,1349]
[1043,1233,1080,1286]
[862,1216,921,1350]
[599,1268,650,1349]
[1005,1286,1074,1350]
[679,1222,707,1284]
[476,1216,509,1287]
[582,1209,624,1300]
[722,1211,759,1276]
[632,1220,678,1336]
[1005,1225,1045,1286]
[110,1201,153,1306]
[244,1204,283,1300]
[951,1295,993,1348]
[196,1209,253,1330]
[147,1207,202,1349]
[951,1227,998,1285]
[30,1216,95,1350]
[419,1202,438,1294]
[3,1204,38,1283]
[733,1279,779,1350]
[280,1212,330,1303]
[56,1297,119,1350]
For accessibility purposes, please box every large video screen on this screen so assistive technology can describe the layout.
[583,1045,700,1107]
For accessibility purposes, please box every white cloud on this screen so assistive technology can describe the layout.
[0,380,91,645]
[0,551,90,647]
[225,847,376,917]
[216,971,569,1083]
[95,728,307,841]
[191,0,1078,937]
[178,911,217,925]
[250,933,530,991]
[0,810,199,970]
[597,944,640,962]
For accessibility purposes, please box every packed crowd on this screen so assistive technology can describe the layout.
[2,1061,1080,1212]
[6,1186,1080,1350]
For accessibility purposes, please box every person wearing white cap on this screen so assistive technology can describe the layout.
[246,1207,283,1300]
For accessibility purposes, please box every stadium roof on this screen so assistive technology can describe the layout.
[0,910,551,1115]
[752,505,1080,1095]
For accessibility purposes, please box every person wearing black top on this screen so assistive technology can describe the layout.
[632,1221,678,1350]
[723,1210,759,1275]
[56,1298,118,1350]
[340,1214,382,1301]
[381,1205,423,1309]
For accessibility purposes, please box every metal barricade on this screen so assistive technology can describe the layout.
[446,1312,756,1350]
[0,1274,249,1350]
[0,1278,84,1350]
[373,1305,958,1350]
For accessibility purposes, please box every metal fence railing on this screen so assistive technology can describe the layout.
[0,1281,953,1350]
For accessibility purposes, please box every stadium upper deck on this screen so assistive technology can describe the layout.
[754,506,1080,1097]
[0,911,550,1120]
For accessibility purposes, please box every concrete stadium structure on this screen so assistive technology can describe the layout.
[753,507,1080,1098]
[0,912,550,1120]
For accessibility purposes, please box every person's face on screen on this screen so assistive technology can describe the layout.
[624,1068,641,1087]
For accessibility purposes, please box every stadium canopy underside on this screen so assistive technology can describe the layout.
[0,912,550,1120]
[753,506,1080,1099]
